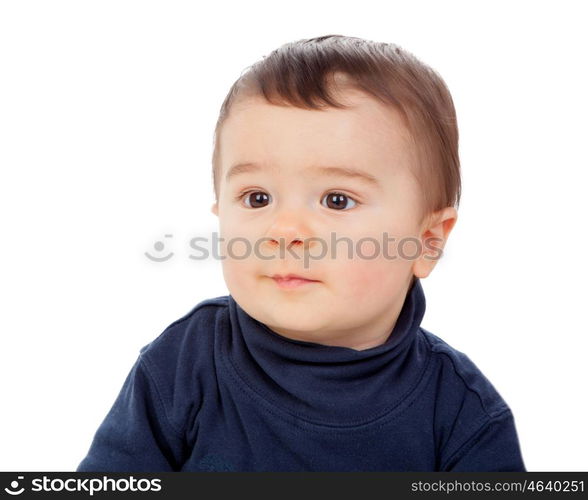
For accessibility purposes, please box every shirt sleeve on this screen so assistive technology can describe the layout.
[76,353,186,472]
[440,409,526,471]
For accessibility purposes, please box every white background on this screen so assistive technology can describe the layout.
[1,0,586,472]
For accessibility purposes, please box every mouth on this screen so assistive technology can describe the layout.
[270,274,321,289]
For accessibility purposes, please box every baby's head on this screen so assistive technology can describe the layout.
[210,35,460,350]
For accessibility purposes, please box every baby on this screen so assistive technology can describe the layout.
[77,35,525,471]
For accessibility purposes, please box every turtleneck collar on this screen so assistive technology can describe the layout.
[223,278,429,426]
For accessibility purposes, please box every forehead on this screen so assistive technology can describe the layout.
[218,90,416,182]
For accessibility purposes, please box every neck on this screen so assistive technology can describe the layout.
[223,276,428,424]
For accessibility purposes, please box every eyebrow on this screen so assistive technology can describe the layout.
[225,162,381,188]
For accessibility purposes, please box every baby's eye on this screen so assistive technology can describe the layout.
[321,192,357,211]
[241,191,271,208]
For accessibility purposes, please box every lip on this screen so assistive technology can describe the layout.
[270,274,320,289]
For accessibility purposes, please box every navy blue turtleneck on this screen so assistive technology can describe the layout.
[76,279,526,472]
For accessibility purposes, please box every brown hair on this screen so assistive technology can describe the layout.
[211,34,461,220]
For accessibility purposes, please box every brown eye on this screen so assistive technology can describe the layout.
[321,192,357,211]
[243,191,271,208]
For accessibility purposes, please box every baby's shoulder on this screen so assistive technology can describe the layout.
[418,327,511,419]
[138,295,229,367]
[124,296,229,437]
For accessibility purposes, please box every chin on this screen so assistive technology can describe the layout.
[265,311,324,336]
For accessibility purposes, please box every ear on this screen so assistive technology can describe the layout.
[211,202,219,216]
[412,207,458,279]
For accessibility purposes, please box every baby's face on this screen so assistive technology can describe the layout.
[212,90,429,350]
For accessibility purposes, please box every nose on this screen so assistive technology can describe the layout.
[263,210,317,252]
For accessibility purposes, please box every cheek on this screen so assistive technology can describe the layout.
[218,230,249,286]
[339,258,383,298]
[220,248,255,293]
[217,214,259,260]
[336,250,411,304]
